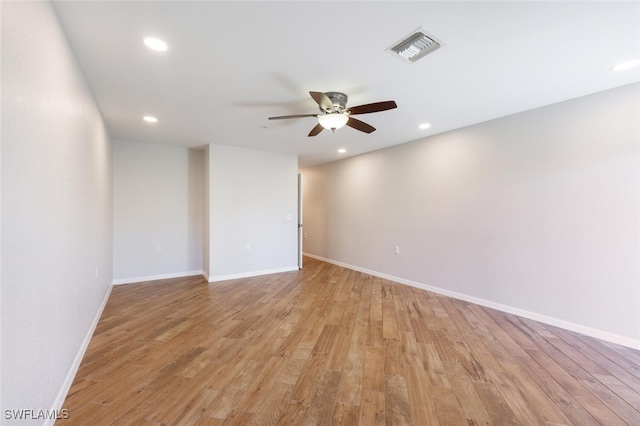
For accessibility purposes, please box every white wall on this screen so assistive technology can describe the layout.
[1,1,113,423]
[303,83,640,347]
[203,145,211,277]
[207,144,298,280]
[113,140,203,283]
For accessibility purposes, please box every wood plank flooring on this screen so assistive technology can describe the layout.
[60,257,640,425]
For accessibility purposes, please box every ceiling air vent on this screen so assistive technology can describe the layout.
[386,28,443,63]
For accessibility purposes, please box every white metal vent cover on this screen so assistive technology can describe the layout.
[386,27,444,63]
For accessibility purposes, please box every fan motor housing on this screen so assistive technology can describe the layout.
[322,92,348,113]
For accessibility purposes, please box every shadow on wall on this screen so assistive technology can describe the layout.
[188,148,205,271]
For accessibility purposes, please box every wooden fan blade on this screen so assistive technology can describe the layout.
[348,100,397,115]
[268,113,318,120]
[346,117,376,133]
[309,91,334,112]
[308,123,324,137]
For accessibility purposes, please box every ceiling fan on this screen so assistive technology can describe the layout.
[268,91,397,137]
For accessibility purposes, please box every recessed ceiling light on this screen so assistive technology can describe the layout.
[418,123,431,130]
[144,37,168,52]
[338,148,347,154]
[612,59,640,71]
[143,116,158,123]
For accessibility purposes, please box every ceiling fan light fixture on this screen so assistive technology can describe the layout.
[268,91,395,136]
[318,113,349,131]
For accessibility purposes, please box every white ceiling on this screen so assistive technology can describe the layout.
[52,1,640,168]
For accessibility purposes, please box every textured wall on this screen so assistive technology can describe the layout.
[303,83,640,346]
[208,144,298,280]
[112,140,204,282]
[1,1,113,421]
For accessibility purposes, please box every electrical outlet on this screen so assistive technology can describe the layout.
[394,246,400,255]
[245,243,251,251]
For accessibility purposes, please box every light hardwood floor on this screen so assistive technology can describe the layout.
[60,257,640,425]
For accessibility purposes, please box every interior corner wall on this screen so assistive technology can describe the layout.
[1,1,113,421]
[112,140,204,283]
[208,144,298,280]
[203,145,211,279]
[302,83,640,346]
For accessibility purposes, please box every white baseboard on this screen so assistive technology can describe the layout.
[112,270,204,285]
[46,284,113,426]
[303,252,640,350]
[208,266,299,282]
